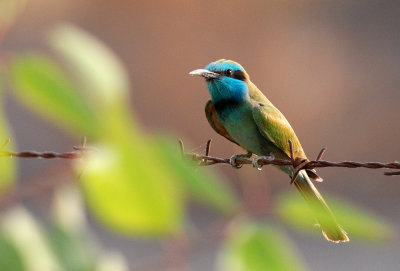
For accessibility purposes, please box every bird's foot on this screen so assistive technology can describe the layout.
[252,154,275,171]
[229,152,253,169]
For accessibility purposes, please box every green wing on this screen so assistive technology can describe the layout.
[252,103,323,181]
[252,102,306,159]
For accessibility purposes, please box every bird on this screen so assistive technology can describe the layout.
[189,59,349,243]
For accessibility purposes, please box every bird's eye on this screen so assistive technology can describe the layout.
[226,69,233,76]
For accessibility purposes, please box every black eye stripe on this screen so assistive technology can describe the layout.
[212,70,246,81]
[232,70,246,81]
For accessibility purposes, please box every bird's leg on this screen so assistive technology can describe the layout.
[229,151,253,169]
[252,153,275,170]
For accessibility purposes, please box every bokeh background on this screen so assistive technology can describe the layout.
[1,0,400,270]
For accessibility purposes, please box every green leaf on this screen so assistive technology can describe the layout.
[48,23,129,107]
[52,184,87,234]
[10,54,99,138]
[48,226,95,271]
[276,191,394,242]
[48,23,137,139]
[155,137,239,214]
[0,234,25,271]
[76,138,184,236]
[1,206,62,270]
[50,184,129,271]
[47,23,184,236]
[0,83,15,192]
[217,220,305,271]
[49,185,96,271]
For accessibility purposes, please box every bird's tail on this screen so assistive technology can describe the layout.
[294,170,349,243]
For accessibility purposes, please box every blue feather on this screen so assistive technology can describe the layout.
[204,60,249,103]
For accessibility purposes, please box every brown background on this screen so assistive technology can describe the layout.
[3,0,400,270]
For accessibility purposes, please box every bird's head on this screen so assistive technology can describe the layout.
[190,59,250,103]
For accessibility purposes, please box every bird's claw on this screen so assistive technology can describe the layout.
[229,152,252,169]
[252,154,275,171]
[229,154,243,169]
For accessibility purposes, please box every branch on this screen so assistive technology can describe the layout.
[179,139,400,178]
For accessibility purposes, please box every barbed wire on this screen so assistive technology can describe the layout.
[179,139,400,180]
[1,138,399,178]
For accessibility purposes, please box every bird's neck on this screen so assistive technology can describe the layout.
[207,79,249,112]
[213,98,243,112]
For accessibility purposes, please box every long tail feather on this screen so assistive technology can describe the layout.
[294,170,349,243]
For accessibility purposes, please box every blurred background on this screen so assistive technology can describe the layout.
[1,0,400,270]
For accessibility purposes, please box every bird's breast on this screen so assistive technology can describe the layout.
[216,102,266,154]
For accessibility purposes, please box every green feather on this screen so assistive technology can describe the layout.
[252,102,305,159]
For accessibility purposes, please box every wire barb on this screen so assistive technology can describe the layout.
[178,139,185,158]
[205,139,212,156]
[316,147,327,161]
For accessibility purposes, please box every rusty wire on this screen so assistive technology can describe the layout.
[179,139,400,178]
[0,138,92,160]
[1,137,399,176]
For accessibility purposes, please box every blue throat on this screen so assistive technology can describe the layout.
[206,77,249,112]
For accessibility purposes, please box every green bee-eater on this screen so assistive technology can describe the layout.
[190,59,349,242]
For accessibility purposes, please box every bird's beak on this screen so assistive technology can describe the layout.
[189,69,220,79]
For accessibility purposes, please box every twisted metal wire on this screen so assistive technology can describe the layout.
[0,138,90,159]
[179,139,400,177]
[1,138,399,176]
